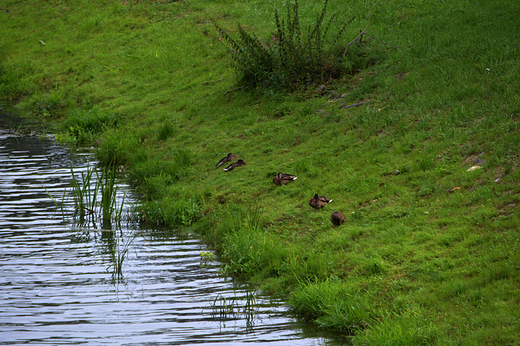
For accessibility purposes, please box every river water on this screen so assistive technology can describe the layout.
[0,105,345,345]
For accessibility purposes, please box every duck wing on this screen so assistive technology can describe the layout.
[280,173,297,181]
[216,153,236,167]
[224,163,236,171]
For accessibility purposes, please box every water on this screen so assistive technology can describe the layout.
[0,105,345,345]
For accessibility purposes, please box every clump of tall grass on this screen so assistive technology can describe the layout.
[60,107,118,145]
[94,127,139,167]
[215,0,375,90]
[207,201,296,279]
[157,121,176,141]
[351,313,437,346]
[289,279,371,333]
[68,162,125,227]
[137,193,201,227]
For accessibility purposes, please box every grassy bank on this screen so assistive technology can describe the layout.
[2,0,519,344]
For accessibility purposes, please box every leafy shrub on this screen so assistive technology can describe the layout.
[216,0,368,90]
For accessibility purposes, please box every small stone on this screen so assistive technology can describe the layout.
[466,166,482,172]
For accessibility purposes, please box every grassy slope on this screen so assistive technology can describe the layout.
[1,0,519,344]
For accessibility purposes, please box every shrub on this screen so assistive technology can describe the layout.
[216,0,370,90]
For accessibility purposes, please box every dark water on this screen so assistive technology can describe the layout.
[0,105,345,345]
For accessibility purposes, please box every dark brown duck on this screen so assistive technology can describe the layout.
[216,153,238,167]
[224,159,246,172]
[331,211,345,226]
[272,173,297,186]
[309,194,332,209]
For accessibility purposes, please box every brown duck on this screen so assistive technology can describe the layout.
[309,194,332,209]
[331,211,345,227]
[216,153,238,167]
[272,173,297,185]
[224,159,246,172]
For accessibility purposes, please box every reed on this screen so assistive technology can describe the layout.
[106,232,135,280]
[209,290,258,320]
[44,186,68,220]
[210,294,237,319]
[70,166,97,218]
[65,162,125,226]
[96,163,121,224]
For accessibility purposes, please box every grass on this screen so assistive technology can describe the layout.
[1,0,520,344]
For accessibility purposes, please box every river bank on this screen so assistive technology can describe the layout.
[2,0,519,344]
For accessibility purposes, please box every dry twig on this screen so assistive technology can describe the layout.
[340,101,367,109]
[361,33,398,48]
[202,79,223,85]
[343,6,372,58]
[223,82,254,97]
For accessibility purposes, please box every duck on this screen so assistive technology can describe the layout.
[224,159,246,172]
[273,173,297,185]
[216,153,238,167]
[309,194,332,209]
[330,211,345,227]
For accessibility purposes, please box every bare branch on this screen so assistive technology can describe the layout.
[343,6,372,58]
[223,82,255,97]
[362,33,398,48]
[339,101,366,109]
[202,79,222,85]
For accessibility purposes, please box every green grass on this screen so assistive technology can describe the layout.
[2,0,520,344]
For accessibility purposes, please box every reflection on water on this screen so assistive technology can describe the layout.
[0,105,346,345]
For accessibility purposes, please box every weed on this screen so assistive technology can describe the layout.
[215,0,374,90]
[289,279,369,332]
[138,193,201,227]
[200,251,216,267]
[97,163,124,225]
